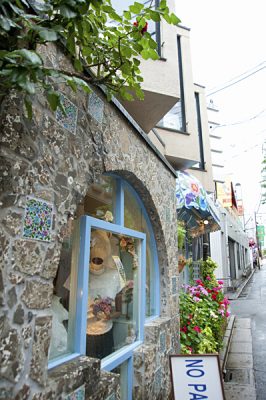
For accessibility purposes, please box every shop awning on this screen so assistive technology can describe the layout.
[176,171,220,237]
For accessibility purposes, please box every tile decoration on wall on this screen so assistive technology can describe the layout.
[23,197,53,242]
[55,94,78,134]
[172,276,177,295]
[105,394,116,400]
[88,91,104,124]
[65,385,85,400]
[160,332,166,353]
[165,207,170,223]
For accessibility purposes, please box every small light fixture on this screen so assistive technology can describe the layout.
[203,220,209,225]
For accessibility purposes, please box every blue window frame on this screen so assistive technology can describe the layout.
[48,176,160,400]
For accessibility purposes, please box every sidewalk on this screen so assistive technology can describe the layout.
[219,269,258,399]
[223,317,256,399]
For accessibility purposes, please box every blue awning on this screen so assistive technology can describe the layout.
[176,171,220,237]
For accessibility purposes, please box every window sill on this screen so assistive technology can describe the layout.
[48,355,100,397]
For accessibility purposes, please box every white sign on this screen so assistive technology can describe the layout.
[170,355,225,400]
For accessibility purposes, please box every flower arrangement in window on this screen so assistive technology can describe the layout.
[119,237,138,270]
[92,295,114,320]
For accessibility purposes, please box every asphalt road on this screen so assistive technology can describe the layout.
[230,259,266,400]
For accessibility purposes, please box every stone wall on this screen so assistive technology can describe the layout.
[0,43,179,399]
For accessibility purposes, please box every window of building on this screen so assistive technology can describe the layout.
[194,91,205,170]
[48,175,159,398]
[157,35,186,131]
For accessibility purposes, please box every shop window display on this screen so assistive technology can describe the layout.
[49,175,158,371]
[87,229,140,359]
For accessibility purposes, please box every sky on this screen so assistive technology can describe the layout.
[175,0,266,229]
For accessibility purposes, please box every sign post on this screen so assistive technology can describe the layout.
[169,355,225,400]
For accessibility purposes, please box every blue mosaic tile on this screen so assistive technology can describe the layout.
[55,94,78,134]
[154,368,162,394]
[105,394,116,400]
[65,385,85,400]
[172,276,177,295]
[165,207,170,223]
[23,197,53,242]
[88,92,104,124]
[160,332,166,353]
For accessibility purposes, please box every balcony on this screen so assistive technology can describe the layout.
[120,23,192,132]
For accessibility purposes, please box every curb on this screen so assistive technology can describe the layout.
[227,269,255,300]
[219,314,235,375]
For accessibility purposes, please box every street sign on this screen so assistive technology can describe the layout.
[170,355,225,400]
[257,225,265,239]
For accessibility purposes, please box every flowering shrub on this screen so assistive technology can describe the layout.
[180,257,230,354]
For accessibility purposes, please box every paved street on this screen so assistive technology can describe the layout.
[229,259,266,400]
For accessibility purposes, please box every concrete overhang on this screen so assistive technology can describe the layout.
[120,90,179,133]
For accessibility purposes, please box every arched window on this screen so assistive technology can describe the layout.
[49,175,159,398]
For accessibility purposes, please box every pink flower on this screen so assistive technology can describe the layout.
[223,297,230,306]
[181,326,188,333]
[226,311,231,317]
[199,287,208,296]
[195,279,202,285]
[206,276,211,281]
[218,280,224,285]
[193,296,200,302]
[193,326,201,333]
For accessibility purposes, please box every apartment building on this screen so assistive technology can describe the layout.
[206,102,252,290]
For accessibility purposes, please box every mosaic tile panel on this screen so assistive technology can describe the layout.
[165,207,170,223]
[105,394,116,400]
[160,332,166,353]
[154,368,162,395]
[172,276,177,295]
[55,94,78,134]
[65,385,85,400]
[23,197,53,242]
[88,92,104,124]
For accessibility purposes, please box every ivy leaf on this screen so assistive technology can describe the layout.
[14,49,42,66]
[39,29,58,42]
[47,91,60,111]
[24,97,32,119]
[149,10,161,22]
[18,79,36,94]
[170,13,181,25]
[129,2,144,14]
[123,11,131,20]
[59,5,77,18]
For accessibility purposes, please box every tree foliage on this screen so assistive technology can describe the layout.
[0,0,180,116]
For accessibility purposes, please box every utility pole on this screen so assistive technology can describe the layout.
[254,211,261,266]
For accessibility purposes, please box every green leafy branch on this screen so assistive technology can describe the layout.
[0,0,180,117]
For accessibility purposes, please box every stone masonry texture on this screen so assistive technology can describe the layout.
[0,43,179,399]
